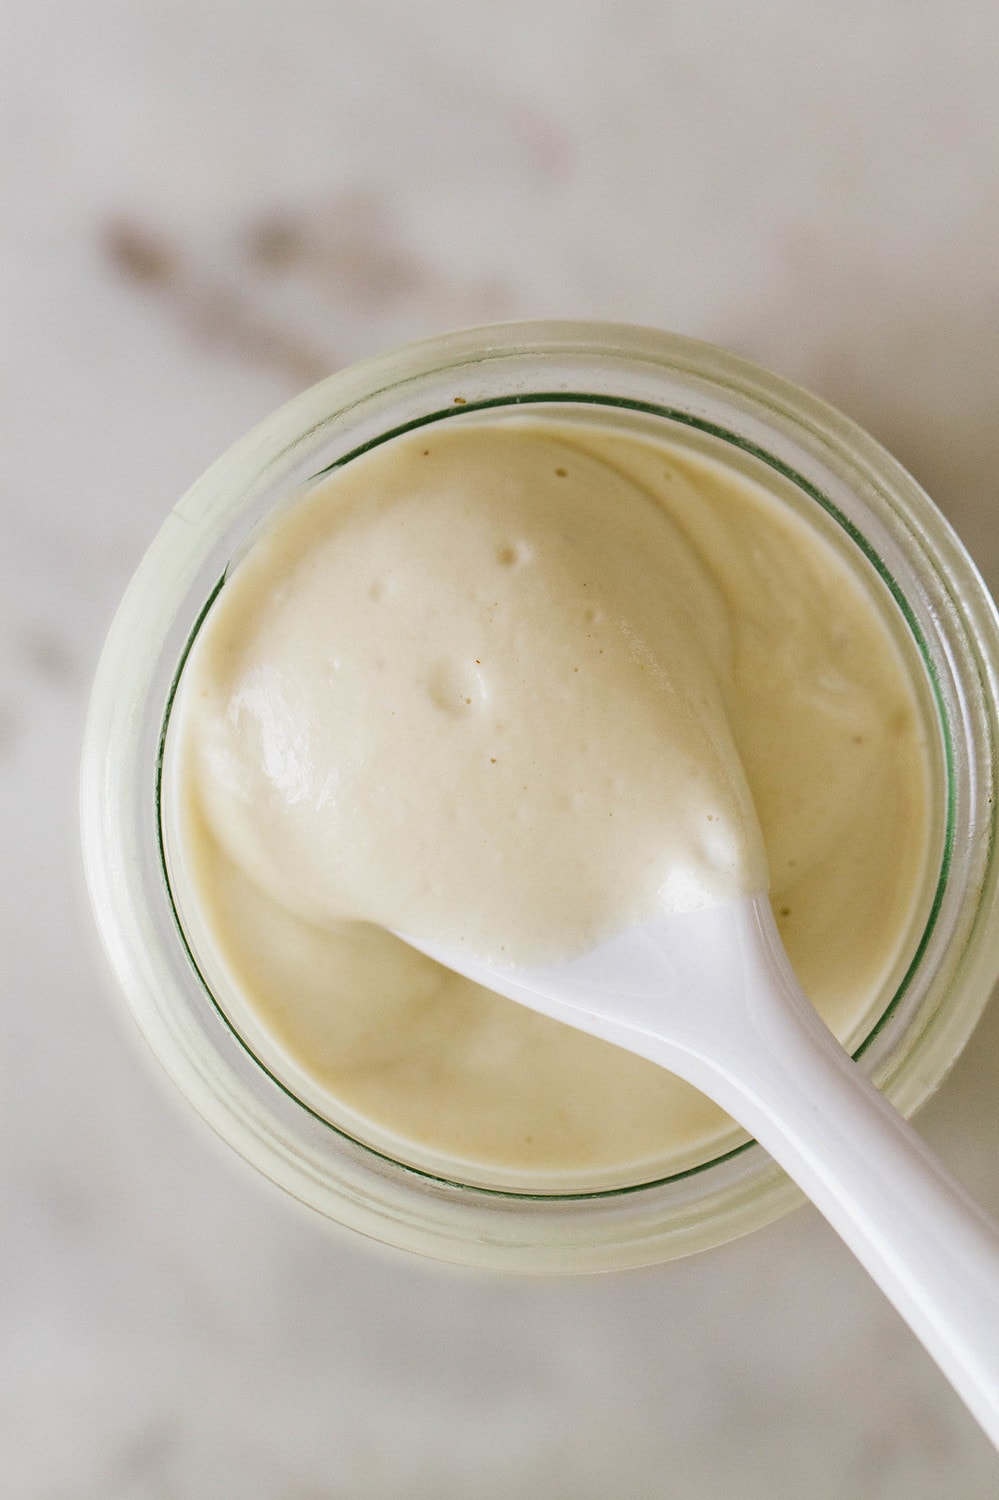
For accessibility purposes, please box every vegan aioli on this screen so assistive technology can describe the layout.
[164,414,932,1188]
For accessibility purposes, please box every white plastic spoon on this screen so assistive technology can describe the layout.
[402,892,999,1448]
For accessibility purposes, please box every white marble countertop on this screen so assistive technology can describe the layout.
[5,3,999,1494]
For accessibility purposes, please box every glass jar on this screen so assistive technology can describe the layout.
[80,322,999,1272]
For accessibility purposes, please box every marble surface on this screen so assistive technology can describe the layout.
[5,3,999,1494]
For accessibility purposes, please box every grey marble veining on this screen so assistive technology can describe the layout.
[4,3,999,1495]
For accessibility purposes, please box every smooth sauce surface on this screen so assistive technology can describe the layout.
[165,414,934,1188]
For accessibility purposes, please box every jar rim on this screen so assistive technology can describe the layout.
[81,322,999,1270]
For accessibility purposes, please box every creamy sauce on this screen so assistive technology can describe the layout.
[164,413,934,1190]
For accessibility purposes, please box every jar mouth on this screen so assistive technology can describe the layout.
[154,388,954,1204]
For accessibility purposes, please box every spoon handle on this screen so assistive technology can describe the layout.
[640,898,999,1450]
[400,899,999,1442]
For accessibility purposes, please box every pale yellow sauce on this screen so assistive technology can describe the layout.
[164,413,934,1190]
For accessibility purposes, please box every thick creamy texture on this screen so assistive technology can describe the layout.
[178,425,768,962]
[165,413,934,1188]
